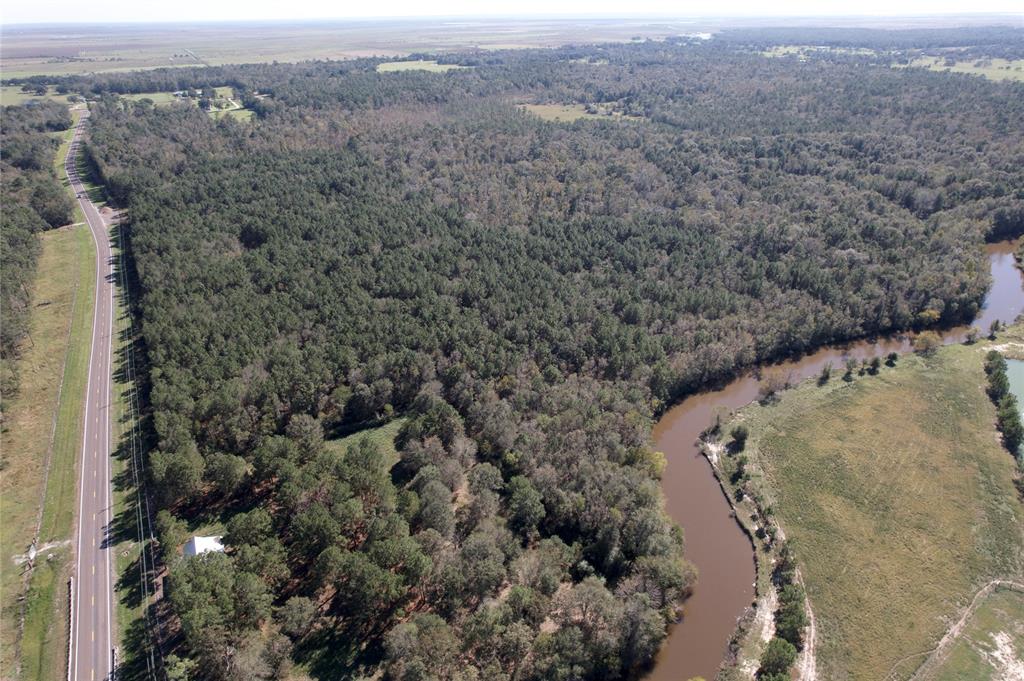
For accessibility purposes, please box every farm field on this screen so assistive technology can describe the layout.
[718,337,1024,680]
[0,18,701,78]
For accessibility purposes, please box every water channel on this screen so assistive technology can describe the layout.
[648,240,1024,681]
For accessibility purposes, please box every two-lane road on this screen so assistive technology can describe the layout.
[65,107,116,681]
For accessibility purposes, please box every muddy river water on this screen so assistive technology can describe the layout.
[648,240,1024,681]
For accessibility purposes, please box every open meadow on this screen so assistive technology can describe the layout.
[717,336,1024,680]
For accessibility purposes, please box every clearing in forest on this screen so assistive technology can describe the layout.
[518,102,641,122]
[900,56,1024,82]
[376,59,466,73]
[325,417,408,466]
[718,337,1024,680]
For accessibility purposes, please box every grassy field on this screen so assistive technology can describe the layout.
[56,109,87,223]
[122,91,185,105]
[209,107,254,121]
[518,103,642,123]
[899,56,1024,82]
[519,103,607,122]
[717,338,1024,680]
[376,59,466,73]
[1,223,96,681]
[325,417,407,466]
[0,85,70,106]
[121,89,253,121]
[757,47,1024,83]
[924,585,1024,680]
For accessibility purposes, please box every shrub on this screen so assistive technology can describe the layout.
[759,637,798,676]
[730,425,749,451]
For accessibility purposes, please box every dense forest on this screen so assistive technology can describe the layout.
[0,99,74,410]
[15,28,1024,680]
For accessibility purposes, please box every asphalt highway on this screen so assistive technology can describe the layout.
[65,107,116,681]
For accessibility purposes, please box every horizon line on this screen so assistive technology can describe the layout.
[5,11,1023,28]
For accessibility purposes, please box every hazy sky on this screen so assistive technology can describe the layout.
[3,0,1023,24]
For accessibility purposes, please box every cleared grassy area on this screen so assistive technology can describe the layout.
[119,89,253,121]
[519,103,604,122]
[55,108,86,223]
[1,223,96,680]
[19,548,71,681]
[209,107,253,121]
[122,91,184,105]
[898,56,1024,82]
[376,59,466,73]
[718,338,1024,681]
[0,85,71,106]
[925,585,1024,680]
[326,417,407,466]
[519,103,642,123]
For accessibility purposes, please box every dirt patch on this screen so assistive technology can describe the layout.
[986,631,1024,681]
[903,580,1024,680]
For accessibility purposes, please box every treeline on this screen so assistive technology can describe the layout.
[0,100,74,407]
[69,36,1024,680]
[984,351,1023,459]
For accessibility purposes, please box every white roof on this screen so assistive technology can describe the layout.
[183,535,225,557]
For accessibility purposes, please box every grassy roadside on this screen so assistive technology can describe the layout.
[109,214,156,677]
[2,223,96,681]
[54,108,86,225]
[709,332,1024,680]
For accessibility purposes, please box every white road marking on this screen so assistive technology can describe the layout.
[70,110,117,681]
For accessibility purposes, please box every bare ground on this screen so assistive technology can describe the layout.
[885,579,1024,681]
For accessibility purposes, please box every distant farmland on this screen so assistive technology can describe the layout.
[0,18,699,78]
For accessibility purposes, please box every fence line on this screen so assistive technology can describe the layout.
[66,577,74,681]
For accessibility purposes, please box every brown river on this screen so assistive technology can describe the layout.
[648,240,1024,681]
